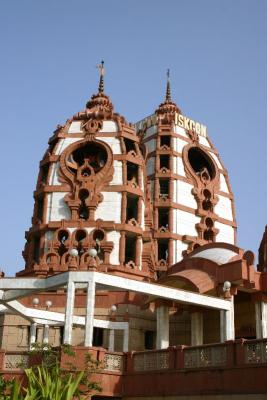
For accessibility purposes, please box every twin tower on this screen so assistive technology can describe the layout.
[18,71,236,280]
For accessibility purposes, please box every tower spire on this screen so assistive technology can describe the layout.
[165,68,172,102]
[97,60,105,93]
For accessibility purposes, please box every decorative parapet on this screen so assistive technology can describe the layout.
[104,352,124,372]
[184,344,227,368]
[4,352,29,370]
[133,350,169,371]
[244,339,267,364]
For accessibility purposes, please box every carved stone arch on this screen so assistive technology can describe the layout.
[71,229,90,255]
[58,138,114,222]
[59,137,114,186]
[182,143,219,190]
[90,228,106,243]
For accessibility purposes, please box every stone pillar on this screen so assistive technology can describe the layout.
[168,239,174,266]
[119,231,126,265]
[169,178,174,201]
[191,312,203,346]
[156,305,169,349]
[123,325,129,352]
[137,197,142,225]
[135,235,142,268]
[84,279,96,347]
[29,322,37,349]
[220,297,235,342]
[108,329,115,352]
[63,281,75,345]
[255,301,267,339]
[43,324,49,344]
[121,192,127,223]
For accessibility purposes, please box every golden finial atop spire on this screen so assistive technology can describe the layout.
[96,60,105,93]
[165,68,172,102]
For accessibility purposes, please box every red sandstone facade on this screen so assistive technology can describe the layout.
[0,68,267,399]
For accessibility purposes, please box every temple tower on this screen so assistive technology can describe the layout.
[136,73,236,273]
[19,64,155,280]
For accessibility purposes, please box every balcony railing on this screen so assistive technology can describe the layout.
[4,352,29,370]
[133,350,169,371]
[244,338,267,364]
[184,344,227,368]
[1,338,267,374]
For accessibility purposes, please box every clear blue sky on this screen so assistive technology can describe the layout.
[0,0,266,276]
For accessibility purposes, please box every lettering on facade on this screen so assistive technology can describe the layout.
[175,113,207,137]
[136,113,207,138]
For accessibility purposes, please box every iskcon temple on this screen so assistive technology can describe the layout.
[0,64,267,398]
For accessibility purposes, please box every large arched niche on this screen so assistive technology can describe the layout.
[59,138,114,184]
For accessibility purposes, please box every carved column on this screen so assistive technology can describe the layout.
[154,178,159,199]
[121,192,127,223]
[168,239,174,266]
[191,312,203,346]
[135,235,142,268]
[137,197,143,225]
[63,281,75,345]
[43,324,49,344]
[122,161,127,184]
[119,231,126,265]
[169,178,174,201]
[29,322,37,349]
[156,305,169,349]
[255,301,267,339]
[84,279,96,347]
[220,296,235,342]
[108,329,115,352]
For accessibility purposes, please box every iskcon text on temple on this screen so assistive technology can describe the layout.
[1,64,267,399]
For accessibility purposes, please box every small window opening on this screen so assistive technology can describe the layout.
[125,235,136,264]
[160,155,169,169]
[37,198,44,221]
[93,327,104,347]
[158,240,168,261]
[145,330,155,350]
[127,162,138,183]
[204,218,214,242]
[158,208,169,229]
[75,230,86,255]
[33,237,40,263]
[81,167,91,177]
[202,189,212,211]
[159,179,169,197]
[124,138,136,153]
[58,230,69,256]
[59,326,64,345]
[93,230,105,261]
[48,139,57,155]
[204,230,214,241]
[160,136,171,148]
[41,165,49,184]
[126,195,138,222]
[58,230,69,244]
[79,190,89,220]
[93,230,105,242]
[188,147,215,180]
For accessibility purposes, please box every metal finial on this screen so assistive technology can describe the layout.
[96,60,105,93]
[165,68,172,102]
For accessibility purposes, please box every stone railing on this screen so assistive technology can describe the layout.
[4,352,30,370]
[133,350,169,371]
[184,344,227,368]
[104,352,124,372]
[1,339,267,374]
[244,338,267,364]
